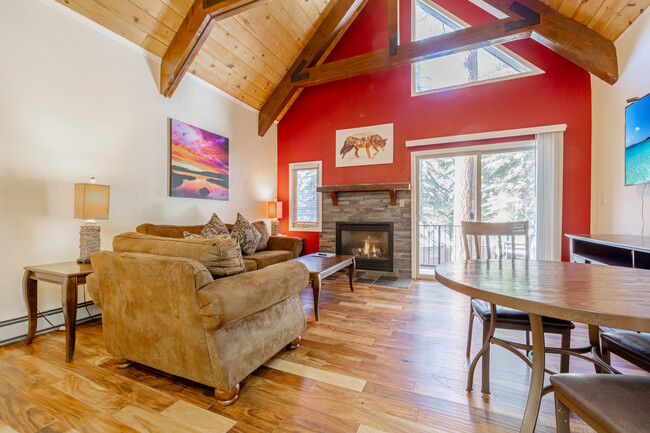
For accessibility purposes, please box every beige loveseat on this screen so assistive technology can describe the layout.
[136,223,303,271]
[87,233,309,405]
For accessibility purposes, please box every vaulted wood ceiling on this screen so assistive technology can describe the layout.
[58,0,647,121]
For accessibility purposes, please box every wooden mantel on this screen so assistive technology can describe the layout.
[317,183,411,206]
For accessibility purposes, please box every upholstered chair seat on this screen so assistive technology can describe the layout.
[551,373,650,432]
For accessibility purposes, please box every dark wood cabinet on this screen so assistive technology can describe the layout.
[566,234,650,269]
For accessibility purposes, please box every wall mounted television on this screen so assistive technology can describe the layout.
[626,92,650,186]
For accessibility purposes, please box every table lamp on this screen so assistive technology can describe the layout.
[267,200,283,236]
[74,178,110,263]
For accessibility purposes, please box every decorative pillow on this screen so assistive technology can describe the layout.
[230,213,261,256]
[183,231,203,239]
[252,221,270,251]
[201,213,229,238]
[113,232,245,277]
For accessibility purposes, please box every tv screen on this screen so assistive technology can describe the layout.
[626,93,650,186]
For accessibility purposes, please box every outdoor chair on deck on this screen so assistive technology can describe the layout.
[462,220,575,395]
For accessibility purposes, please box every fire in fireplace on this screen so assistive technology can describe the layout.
[336,222,393,272]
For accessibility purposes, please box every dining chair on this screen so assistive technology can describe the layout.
[462,220,575,394]
[550,373,650,432]
[601,331,650,373]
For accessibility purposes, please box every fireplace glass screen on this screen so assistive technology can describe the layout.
[336,222,393,272]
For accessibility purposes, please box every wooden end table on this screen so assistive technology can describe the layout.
[292,254,355,321]
[23,261,93,362]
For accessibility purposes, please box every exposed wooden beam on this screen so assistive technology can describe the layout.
[160,0,264,98]
[388,0,400,56]
[257,0,370,137]
[480,0,618,84]
[292,16,535,88]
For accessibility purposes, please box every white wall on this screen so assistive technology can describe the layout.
[0,0,277,327]
[591,9,650,234]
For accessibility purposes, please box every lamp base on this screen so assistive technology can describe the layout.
[271,220,280,236]
[78,225,101,263]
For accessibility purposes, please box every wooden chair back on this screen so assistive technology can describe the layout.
[461,221,529,260]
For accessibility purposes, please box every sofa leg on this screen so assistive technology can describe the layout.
[115,357,133,369]
[215,383,240,406]
[287,336,301,350]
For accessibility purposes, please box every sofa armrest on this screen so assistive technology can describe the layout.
[197,261,309,333]
[266,236,303,258]
[86,273,101,309]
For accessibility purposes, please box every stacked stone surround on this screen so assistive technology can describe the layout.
[320,190,412,278]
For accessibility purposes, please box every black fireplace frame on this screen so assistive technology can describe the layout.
[336,222,394,272]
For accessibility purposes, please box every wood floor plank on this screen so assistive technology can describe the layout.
[113,404,204,433]
[19,383,139,433]
[264,358,367,392]
[159,400,235,432]
[51,375,132,415]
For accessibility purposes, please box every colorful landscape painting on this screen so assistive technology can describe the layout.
[626,96,650,186]
[170,119,229,200]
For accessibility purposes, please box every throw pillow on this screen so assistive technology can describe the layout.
[252,221,270,251]
[231,213,261,256]
[201,213,229,238]
[183,231,203,239]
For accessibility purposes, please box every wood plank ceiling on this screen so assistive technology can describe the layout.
[58,0,647,116]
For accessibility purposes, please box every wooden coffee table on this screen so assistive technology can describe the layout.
[293,254,355,321]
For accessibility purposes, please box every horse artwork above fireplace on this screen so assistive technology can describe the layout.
[336,222,394,272]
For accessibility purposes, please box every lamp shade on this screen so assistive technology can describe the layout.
[74,183,110,220]
[267,201,283,219]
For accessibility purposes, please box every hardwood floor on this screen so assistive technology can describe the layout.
[0,278,646,433]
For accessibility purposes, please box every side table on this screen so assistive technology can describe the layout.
[23,261,93,362]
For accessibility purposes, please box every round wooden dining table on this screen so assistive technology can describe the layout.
[435,259,650,433]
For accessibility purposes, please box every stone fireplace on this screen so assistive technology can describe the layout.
[319,184,411,278]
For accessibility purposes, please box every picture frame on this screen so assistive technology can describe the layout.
[169,118,229,200]
[335,123,394,167]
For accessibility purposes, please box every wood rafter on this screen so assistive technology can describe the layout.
[258,0,371,137]
[293,15,535,88]
[160,0,266,98]
[480,0,618,84]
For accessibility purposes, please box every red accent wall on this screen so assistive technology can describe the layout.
[277,0,591,261]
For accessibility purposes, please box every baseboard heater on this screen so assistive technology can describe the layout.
[0,301,101,347]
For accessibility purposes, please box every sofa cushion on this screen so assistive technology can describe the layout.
[113,232,245,278]
[137,223,203,238]
[252,221,270,251]
[230,213,261,256]
[201,213,229,238]
[248,250,294,269]
[243,259,258,272]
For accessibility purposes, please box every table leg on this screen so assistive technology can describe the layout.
[467,303,497,393]
[22,270,37,345]
[61,277,78,362]
[348,259,355,292]
[520,313,545,433]
[312,275,322,322]
[588,324,603,373]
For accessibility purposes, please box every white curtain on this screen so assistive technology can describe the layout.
[535,131,564,261]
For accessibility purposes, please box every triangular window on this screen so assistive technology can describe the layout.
[413,0,542,94]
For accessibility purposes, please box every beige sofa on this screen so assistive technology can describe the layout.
[88,233,309,405]
[136,223,303,272]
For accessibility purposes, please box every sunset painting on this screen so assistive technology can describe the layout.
[169,119,229,200]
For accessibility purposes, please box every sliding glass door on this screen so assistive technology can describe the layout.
[414,143,536,277]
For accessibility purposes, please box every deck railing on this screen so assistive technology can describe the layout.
[419,224,461,268]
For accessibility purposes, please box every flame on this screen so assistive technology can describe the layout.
[363,240,370,256]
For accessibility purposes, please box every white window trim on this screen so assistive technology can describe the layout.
[410,0,544,97]
[289,161,322,233]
